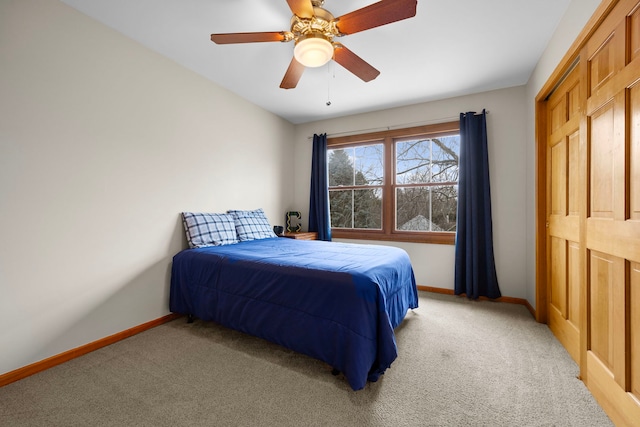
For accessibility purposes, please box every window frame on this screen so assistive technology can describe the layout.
[327,121,459,245]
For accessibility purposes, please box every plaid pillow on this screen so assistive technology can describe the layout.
[227,208,277,241]
[181,212,239,248]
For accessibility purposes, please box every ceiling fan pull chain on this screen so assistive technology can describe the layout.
[326,61,334,106]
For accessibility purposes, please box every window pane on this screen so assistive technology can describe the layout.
[396,187,431,231]
[432,185,457,232]
[395,135,460,184]
[354,145,383,185]
[330,188,382,229]
[431,135,460,183]
[395,185,457,232]
[329,190,353,228]
[328,144,383,187]
[328,149,354,186]
[353,188,382,229]
[396,139,431,184]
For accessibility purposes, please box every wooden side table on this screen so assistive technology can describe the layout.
[281,232,318,240]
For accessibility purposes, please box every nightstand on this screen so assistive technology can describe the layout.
[281,232,318,240]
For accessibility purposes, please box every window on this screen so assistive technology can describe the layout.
[327,122,459,244]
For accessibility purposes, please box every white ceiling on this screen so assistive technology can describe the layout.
[60,0,572,124]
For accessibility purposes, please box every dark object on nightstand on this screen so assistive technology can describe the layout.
[286,211,302,232]
[273,225,284,236]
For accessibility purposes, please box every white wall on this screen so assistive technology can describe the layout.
[293,87,528,299]
[0,0,294,375]
[523,0,601,308]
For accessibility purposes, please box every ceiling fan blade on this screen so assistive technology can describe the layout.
[211,32,288,44]
[286,0,315,19]
[335,0,417,35]
[333,44,380,82]
[280,57,305,89]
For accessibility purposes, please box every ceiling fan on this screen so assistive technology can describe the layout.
[210,0,418,89]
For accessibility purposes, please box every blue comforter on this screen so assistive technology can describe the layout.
[170,237,418,390]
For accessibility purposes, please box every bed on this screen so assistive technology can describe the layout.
[169,236,418,390]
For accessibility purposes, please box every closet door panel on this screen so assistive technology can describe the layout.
[580,1,640,423]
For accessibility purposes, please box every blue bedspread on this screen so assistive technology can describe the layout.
[170,237,418,390]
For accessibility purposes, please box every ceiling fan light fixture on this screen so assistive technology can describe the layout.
[294,35,333,68]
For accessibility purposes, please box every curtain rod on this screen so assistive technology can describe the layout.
[306,111,489,140]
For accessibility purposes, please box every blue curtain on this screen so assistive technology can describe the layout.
[454,110,501,299]
[309,133,332,241]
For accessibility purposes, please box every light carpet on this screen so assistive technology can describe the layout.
[0,292,613,426]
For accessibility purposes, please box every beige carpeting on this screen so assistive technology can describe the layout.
[0,292,613,426]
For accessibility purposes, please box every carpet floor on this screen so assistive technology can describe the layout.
[0,291,613,426]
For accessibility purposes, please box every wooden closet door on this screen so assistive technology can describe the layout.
[581,0,640,424]
[546,65,582,364]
